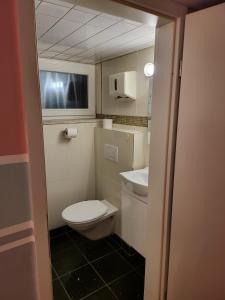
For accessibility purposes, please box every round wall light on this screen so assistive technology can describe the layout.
[144,63,154,77]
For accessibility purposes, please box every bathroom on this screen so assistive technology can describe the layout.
[35,0,171,299]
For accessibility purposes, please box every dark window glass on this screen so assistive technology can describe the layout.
[40,71,88,109]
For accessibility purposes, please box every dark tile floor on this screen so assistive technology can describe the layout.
[50,226,145,300]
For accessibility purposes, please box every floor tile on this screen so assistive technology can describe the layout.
[50,226,69,239]
[135,263,146,278]
[110,271,144,300]
[50,234,75,255]
[92,252,132,283]
[61,265,104,300]
[106,234,123,250]
[82,287,117,300]
[118,248,145,277]
[53,280,70,300]
[76,237,114,262]
[68,230,88,246]
[52,267,57,280]
[52,247,87,276]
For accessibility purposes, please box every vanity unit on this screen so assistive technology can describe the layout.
[120,168,149,257]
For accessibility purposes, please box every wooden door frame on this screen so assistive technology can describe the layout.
[19,1,186,299]
[112,2,186,300]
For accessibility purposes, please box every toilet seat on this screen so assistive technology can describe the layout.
[62,200,108,224]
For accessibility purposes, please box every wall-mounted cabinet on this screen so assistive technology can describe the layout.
[109,71,136,100]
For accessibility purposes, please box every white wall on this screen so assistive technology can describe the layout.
[95,126,147,235]
[43,121,98,229]
[97,47,154,116]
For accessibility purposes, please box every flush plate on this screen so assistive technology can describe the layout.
[104,144,118,162]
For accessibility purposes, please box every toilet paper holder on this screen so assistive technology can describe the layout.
[63,128,78,139]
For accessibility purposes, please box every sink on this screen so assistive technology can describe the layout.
[120,167,149,197]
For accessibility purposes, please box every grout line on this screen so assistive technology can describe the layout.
[107,269,133,286]
[51,264,72,300]
[87,249,116,264]
[64,232,119,299]
[79,285,108,300]
[37,7,153,63]
[88,262,119,300]
[70,23,146,61]
[50,230,145,299]
[66,231,117,262]
[57,275,72,300]
[116,249,139,272]
[38,2,77,38]
[39,14,100,56]
[115,248,146,279]
[57,262,90,279]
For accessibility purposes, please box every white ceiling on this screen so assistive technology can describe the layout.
[35,0,156,64]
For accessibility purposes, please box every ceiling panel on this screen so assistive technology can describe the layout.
[36,14,59,37]
[59,25,103,47]
[36,2,70,18]
[44,0,74,8]
[64,9,97,23]
[36,0,156,64]
[42,19,82,43]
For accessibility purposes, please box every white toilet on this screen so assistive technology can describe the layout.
[62,200,118,240]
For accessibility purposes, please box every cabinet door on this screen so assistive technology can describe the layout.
[167,4,225,300]
[121,187,147,257]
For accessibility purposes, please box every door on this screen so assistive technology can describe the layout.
[167,3,225,300]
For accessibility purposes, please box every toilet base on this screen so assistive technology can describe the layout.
[68,216,115,240]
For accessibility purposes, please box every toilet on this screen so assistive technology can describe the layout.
[62,200,118,240]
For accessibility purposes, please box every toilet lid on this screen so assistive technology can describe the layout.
[62,200,108,224]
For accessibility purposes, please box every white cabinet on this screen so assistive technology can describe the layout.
[121,183,148,257]
[109,71,136,100]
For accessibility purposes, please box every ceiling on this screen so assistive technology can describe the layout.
[35,0,158,64]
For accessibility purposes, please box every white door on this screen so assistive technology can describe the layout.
[167,3,225,300]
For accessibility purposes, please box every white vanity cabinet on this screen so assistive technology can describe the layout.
[121,182,148,257]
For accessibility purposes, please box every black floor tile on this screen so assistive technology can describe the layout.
[92,252,132,283]
[68,230,89,245]
[106,234,123,250]
[61,265,104,300]
[75,237,114,262]
[50,226,72,239]
[52,267,57,280]
[52,247,87,276]
[82,287,117,300]
[135,263,145,278]
[107,234,135,252]
[50,234,75,255]
[110,271,144,300]
[118,248,145,277]
[53,280,70,300]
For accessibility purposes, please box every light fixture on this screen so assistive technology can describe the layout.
[144,63,154,77]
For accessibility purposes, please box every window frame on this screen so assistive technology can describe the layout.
[39,58,95,119]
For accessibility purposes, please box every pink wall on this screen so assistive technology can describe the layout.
[0,1,27,156]
[0,1,50,299]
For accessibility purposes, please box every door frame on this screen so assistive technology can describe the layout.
[19,1,186,300]
[113,2,186,300]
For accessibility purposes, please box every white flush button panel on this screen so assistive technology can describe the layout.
[104,144,118,162]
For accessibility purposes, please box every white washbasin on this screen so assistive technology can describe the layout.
[120,167,149,197]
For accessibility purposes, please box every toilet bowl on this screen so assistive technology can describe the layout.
[62,200,118,240]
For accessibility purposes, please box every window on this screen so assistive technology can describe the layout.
[40,71,88,109]
[39,59,95,118]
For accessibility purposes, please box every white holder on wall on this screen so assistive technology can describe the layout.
[63,128,78,139]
